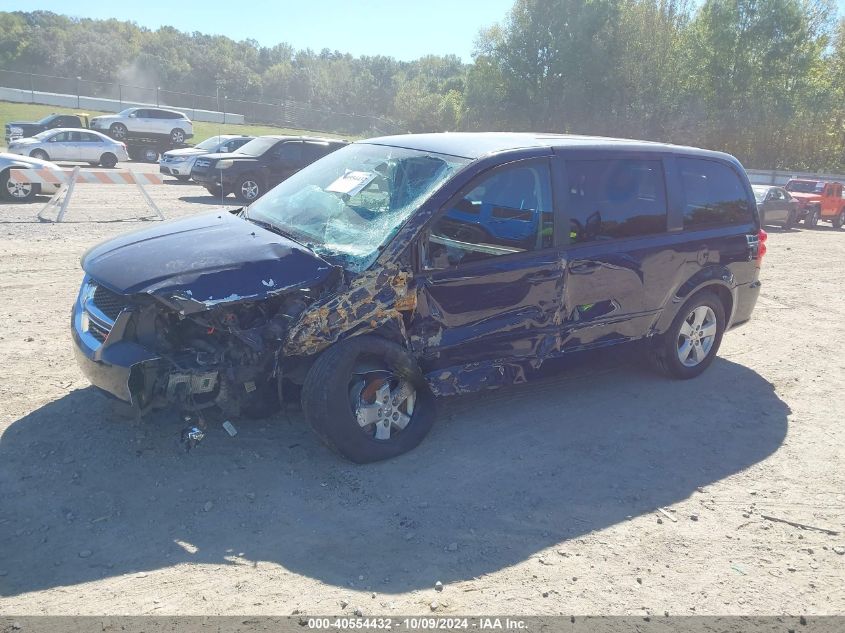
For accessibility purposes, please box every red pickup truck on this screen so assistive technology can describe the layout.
[784,179,845,229]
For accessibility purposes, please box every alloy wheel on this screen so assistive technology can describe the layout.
[6,179,32,199]
[349,370,416,441]
[677,305,717,367]
[241,180,259,200]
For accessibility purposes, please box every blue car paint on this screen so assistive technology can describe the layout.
[71,133,762,404]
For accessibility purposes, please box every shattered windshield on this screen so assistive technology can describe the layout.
[247,143,469,271]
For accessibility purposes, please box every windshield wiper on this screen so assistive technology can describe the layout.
[243,215,312,249]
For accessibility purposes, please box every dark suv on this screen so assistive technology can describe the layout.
[71,133,764,462]
[191,135,347,202]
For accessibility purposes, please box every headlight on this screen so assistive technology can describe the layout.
[78,275,96,307]
[9,126,23,135]
[169,155,189,163]
[216,160,234,169]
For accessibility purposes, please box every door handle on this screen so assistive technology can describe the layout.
[570,261,601,273]
[526,271,559,283]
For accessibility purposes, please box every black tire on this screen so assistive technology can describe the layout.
[109,123,128,141]
[234,174,263,203]
[301,335,436,463]
[651,291,726,380]
[175,175,191,182]
[833,210,845,230]
[205,184,226,198]
[29,149,49,161]
[99,153,118,168]
[1,169,38,202]
[169,128,186,144]
[805,206,819,228]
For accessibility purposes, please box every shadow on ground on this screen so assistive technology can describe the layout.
[0,347,788,596]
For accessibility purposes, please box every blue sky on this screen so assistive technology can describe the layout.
[15,0,517,61]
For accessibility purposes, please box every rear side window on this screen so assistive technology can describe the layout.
[273,141,303,162]
[303,142,333,162]
[565,158,667,242]
[678,158,751,228]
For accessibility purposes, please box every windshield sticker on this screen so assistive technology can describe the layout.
[325,170,377,197]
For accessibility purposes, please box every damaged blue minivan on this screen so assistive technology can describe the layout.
[72,133,764,462]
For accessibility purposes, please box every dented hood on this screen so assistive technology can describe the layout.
[81,211,336,308]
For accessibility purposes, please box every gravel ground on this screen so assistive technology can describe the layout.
[0,173,843,616]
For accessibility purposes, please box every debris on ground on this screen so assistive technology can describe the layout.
[222,420,238,437]
[760,514,839,535]
[435,581,443,592]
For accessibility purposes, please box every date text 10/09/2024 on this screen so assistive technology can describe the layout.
[307,618,528,630]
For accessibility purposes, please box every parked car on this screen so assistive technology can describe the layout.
[190,135,347,202]
[0,152,65,202]
[159,135,254,181]
[6,128,128,167]
[89,108,193,144]
[752,185,799,228]
[71,133,764,463]
[4,113,85,144]
[784,179,845,229]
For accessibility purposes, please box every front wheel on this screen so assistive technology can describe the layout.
[651,291,725,379]
[109,123,128,141]
[1,169,37,202]
[805,206,819,228]
[234,175,263,203]
[30,149,49,161]
[833,210,845,230]
[301,335,436,463]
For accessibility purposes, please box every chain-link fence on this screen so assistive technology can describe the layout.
[0,69,398,136]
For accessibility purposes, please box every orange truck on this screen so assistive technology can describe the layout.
[784,179,845,229]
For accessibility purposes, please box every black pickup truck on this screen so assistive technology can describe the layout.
[4,113,85,143]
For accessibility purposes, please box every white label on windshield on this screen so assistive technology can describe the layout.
[326,170,376,197]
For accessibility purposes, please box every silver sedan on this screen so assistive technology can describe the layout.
[6,128,129,167]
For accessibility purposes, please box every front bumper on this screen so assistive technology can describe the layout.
[71,288,158,403]
[160,162,194,177]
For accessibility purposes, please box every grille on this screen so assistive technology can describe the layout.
[88,319,110,343]
[92,285,128,321]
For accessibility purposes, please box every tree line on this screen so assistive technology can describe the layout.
[1,1,844,171]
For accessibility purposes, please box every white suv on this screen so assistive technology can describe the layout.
[90,108,193,144]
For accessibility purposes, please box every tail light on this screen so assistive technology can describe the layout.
[757,229,767,264]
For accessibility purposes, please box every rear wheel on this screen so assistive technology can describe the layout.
[1,169,37,202]
[29,149,49,161]
[301,335,436,463]
[169,128,186,144]
[833,210,845,230]
[651,291,725,379]
[99,153,118,168]
[175,175,190,182]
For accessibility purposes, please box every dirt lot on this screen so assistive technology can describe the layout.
[0,171,843,616]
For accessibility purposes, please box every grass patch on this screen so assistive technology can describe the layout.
[0,100,352,145]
